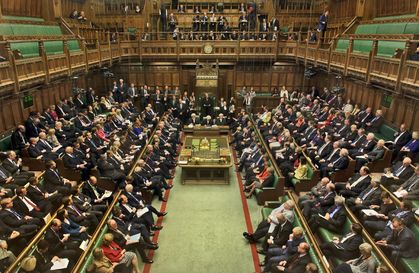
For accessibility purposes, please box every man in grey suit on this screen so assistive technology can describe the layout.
[391,165,419,200]
[381,157,414,187]
[354,139,386,171]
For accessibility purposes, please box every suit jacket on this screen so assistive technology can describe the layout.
[392,162,415,182]
[333,156,349,170]
[271,220,293,246]
[11,130,28,150]
[2,158,20,175]
[282,252,311,273]
[62,153,84,169]
[27,184,49,203]
[24,118,40,138]
[367,116,384,132]
[325,205,347,230]
[358,140,376,154]
[400,174,419,200]
[386,227,418,258]
[0,209,27,228]
[338,233,363,258]
[367,147,385,161]
[358,186,382,206]
[347,174,371,194]
[0,165,12,184]
[82,182,105,202]
[28,144,43,158]
[393,131,412,148]
[44,168,67,193]
[318,142,333,159]
[261,174,275,188]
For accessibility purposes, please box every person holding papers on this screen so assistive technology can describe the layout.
[391,165,419,200]
[345,180,383,217]
[320,223,364,261]
[359,192,396,226]
[2,151,34,186]
[380,157,414,187]
[13,186,52,220]
[101,233,141,273]
[335,166,371,198]
[34,239,69,273]
[82,176,113,206]
[308,195,347,234]
[107,219,155,264]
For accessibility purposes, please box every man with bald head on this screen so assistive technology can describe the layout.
[11,125,29,151]
[354,139,386,171]
[269,242,311,273]
[62,146,91,180]
[381,157,414,187]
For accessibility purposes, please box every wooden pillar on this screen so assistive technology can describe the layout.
[39,41,50,84]
[96,31,102,66]
[117,33,122,62]
[82,39,89,72]
[416,0,419,16]
[63,40,72,76]
[344,38,354,76]
[327,39,334,72]
[5,42,19,93]
[108,32,113,66]
[395,41,410,94]
[366,39,378,83]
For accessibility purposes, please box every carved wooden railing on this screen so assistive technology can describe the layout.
[0,32,418,95]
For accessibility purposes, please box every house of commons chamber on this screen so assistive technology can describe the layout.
[0,0,419,272]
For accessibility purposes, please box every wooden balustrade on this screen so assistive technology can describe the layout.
[0,34,418,94]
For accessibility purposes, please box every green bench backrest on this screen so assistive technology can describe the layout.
[336,39,349,52]
[10,41,40,58]
[353,40,373,54]
[355,23,419,35]
[0,134,12,151]
[44,41,64,55]
[378,124,397,141]
[2,15,45,22]
[79,225,109,273]
[68,40,81,51]
[306,165,314,180]
[377,41,406,57]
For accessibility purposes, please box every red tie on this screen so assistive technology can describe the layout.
[24,196,40,212]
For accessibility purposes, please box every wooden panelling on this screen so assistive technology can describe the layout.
[1,0,43,18]
[375,0,417,17]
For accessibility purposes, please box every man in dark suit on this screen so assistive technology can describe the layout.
[321,223,364,261]
[345,179,382,216]
[201,93,213,117]
[320,148,350,178]
[62,146,90,180]
[308,195,346,234]
[33,239,70,273]
[349,133,376,158]
[24,112,42,139]
[0,164,19,191]
[317,10,328,40]
[11,125,29,151]
[44,219,80,262]
[376,217,419,263]
[356,107,373,127]
[301,180,336,218]
[0,198,41,233]
[187,113,201,126]
[28,137,57,161]
[380,157,414,187]
[63,196,99,233]
[365,109,384,133]
[27,176,63,209]
[335,166,371,198]
[2,150,34,186]
[260,213,293,253]
[354,139,386,171]
[43,160,75,196]
[214,113,227,126]
[107,219,155,264]
[13,186,51,219]
[97,154,126,186]
[389,123,412,162]
[268,242,311,273]
[82,176,111,206]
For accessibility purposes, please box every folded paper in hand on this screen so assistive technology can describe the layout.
[50,258,69,270]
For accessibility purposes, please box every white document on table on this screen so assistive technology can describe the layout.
[79,239,89,251]
[102,190,113,199]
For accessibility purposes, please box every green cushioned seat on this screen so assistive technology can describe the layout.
[400,224,419,273]
[44,41,64,55]
[10,42,40,58]
[68,40,81,52]
[356,24,378,34]
[79,225,109,273]
[374,124,397,141]
[255,170,279,195]
[376,23,407,34]
[2,15,45,22]
[336,39,349,52]
[404,23,419,35]
[377,41,406,57]
[262,207,273,219]
[353,40,373,54]
[0,134,11,151]
[0,24,14,35]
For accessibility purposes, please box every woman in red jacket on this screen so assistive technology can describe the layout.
[101,233,141,273]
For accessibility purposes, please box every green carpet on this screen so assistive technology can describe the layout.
[147,166,262,273]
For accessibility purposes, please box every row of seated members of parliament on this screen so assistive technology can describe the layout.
[230,87,418,272]
[0,83,180,269]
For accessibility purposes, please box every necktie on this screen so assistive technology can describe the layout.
[72,205,82,216]
[91,184,100,199]
[0,169,6,178]
[43,140,52,150]
[341,232,354,243]
[407,177,418,192]
[395,166,405,176]
[329,206,340,218]
[361,188,375,200]
[351,175,366,188]
[9,209,22,220]
[394,132,404,143]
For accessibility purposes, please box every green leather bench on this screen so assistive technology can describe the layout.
[336,39,349,52]
[79,225,110,273]
[0,133,12,152]
[2,15,45,22]
[374,124,396,142]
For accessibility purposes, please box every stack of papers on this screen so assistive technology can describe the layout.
[51,258,69,271]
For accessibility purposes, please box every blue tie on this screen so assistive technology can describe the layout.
[329,206,340,218]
